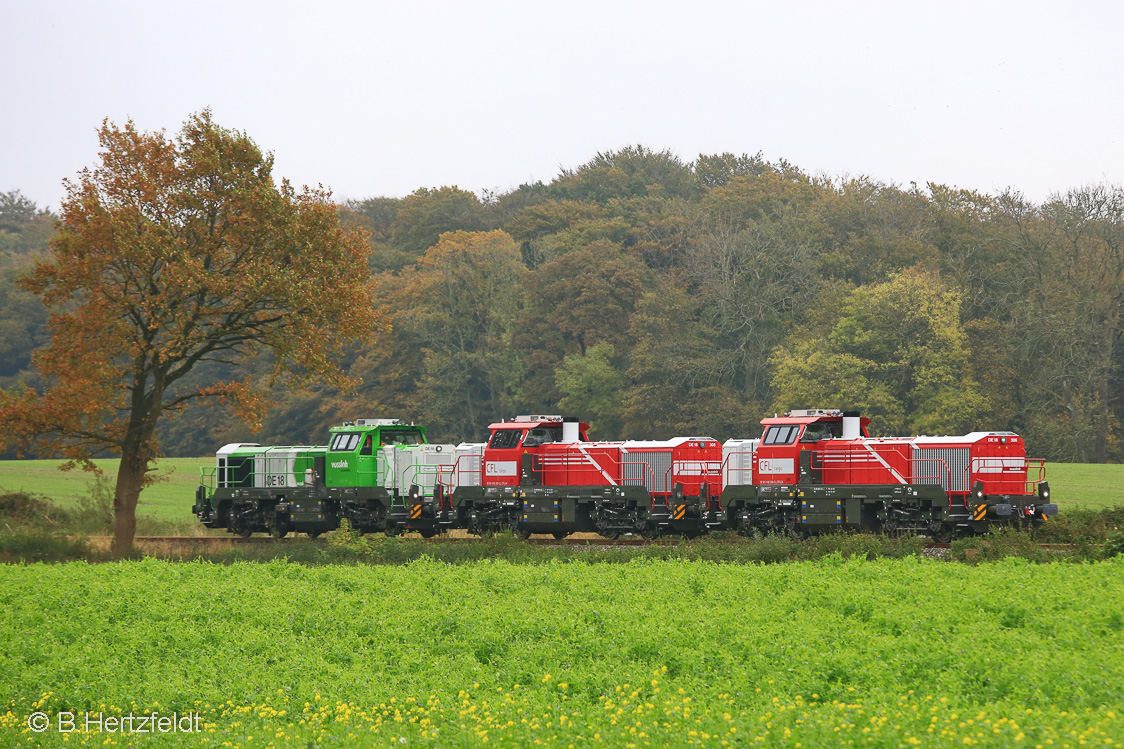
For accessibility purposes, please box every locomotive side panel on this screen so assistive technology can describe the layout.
[967,434,1028,496]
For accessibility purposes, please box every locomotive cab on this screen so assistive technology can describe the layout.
[755,409,869,485]
[482,415,589,487]
[325,419,428,488]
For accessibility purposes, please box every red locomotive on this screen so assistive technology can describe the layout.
[451,410,1054,540]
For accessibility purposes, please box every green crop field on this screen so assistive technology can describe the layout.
[1,557,1122,747]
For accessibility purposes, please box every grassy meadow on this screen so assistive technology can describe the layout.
[0,458,209,523]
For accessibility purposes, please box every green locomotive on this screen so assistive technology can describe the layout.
[193,419,460,537]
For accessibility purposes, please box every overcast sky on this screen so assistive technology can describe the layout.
[3,0,1122,212]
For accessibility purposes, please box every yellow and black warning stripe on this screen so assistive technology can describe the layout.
[673,504,687,520]
[410,504,423,520]
[973,503,988,521]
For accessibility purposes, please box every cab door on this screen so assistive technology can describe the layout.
[483,428,525,487]
[754,424,802,485]
[354,432,379,487]
[326,432,360,487]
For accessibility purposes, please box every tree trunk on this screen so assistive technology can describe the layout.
[1095,374,1110,464]
[111,380,162,557]
[111,449,147,557]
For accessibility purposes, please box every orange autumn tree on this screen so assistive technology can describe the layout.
[0,111,379,554]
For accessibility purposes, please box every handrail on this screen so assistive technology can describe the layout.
[1024,459,1047,494]
[197,455,385,491]
[813,450,950,490]
[448,453,482,488]
[720,451,756,485]
[662,460,722,511]
[959,456,1043,507]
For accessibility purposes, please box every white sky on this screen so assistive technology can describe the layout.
[3,0,1122,212]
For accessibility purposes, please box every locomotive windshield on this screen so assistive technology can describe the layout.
[488,429,523,449]
[330,433,361,451]
[763,425,799,445]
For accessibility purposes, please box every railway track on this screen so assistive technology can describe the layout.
[125,535,667,547]
[120,536,1082,551]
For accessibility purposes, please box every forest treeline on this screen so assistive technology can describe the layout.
[3,147,1123,461]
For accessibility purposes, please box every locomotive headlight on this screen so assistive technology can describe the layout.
[1038,482,1051,501]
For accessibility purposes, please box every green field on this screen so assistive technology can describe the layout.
[1,557,1121,747]
[0,458,209,522]
[1044,462,1124,509]
[0,459,1121,525]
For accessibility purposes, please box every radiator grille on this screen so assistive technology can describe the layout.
[621,451,672,493]
[911,447,969,492]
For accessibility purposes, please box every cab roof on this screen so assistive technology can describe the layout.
[488,418,590,431]
[329,420,423,432]
[760,414,871,428]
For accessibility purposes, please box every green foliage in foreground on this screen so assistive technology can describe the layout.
[1,558,1122,747]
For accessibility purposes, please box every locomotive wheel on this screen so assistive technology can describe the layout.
[640,525,661,541]
[237,528,253,538]
[384,524,403,537]
[420,529,438,539]
[552,531,568,540]
[269,527,288,539]
[932,524,954,543]
[514,526,532,540]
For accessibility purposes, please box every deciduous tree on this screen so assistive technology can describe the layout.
[396,230,526,441]
[0,111,379,554]
[770,269,989,436]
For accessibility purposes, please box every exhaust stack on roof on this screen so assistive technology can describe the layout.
[562,416,581,444]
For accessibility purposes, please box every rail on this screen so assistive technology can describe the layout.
[662,461,722,511]
[199,461,389,492]
[721,451,756,487]
[526,452,722,511]
[814,451,950,486]
[1024,459,1047,494]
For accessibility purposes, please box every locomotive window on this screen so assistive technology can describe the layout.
[330,433,361,451]
[764,426,798,445]
[523,427,562,446]
[800,422,840,442]
[488,429,523,449]
[382,429,423,445]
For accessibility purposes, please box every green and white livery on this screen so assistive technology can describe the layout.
[194,419,459,538]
